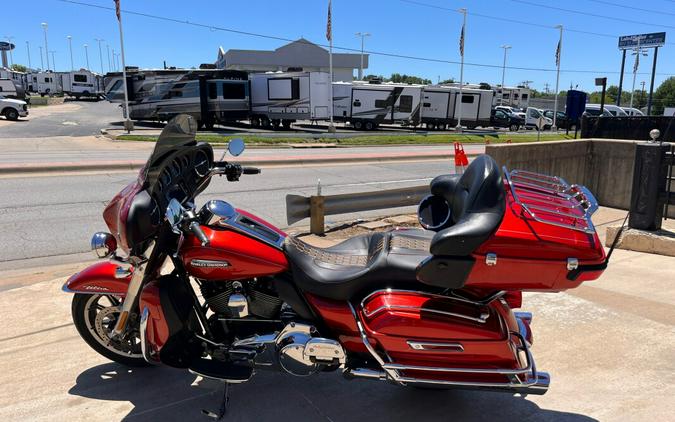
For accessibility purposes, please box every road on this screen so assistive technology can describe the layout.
[0,161,453,271]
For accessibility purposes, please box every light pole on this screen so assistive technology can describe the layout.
[39,46,44,70]
[50,51,56,71]
[41,22,49,71]
[552,24,563,131]
[83,44,90,70]
[500,45,511,105]
[629,40,648,109]
[26,41,31,69]
[67,36,74,70]
[5,36,14,66]
[112,48,116,70]
[355,32,370,80]
[94,38,104,74]
[106,44,111,72]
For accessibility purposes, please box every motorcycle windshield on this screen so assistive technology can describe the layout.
[142,114,198,189]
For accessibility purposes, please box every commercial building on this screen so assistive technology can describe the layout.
[215,38,366,81]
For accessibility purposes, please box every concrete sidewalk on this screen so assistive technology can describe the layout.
[0,208,673,421]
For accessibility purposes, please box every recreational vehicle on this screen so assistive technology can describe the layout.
[249,71,330,129]
[0,68,28,93]
[61,70,104,99]
[104,68,249,128]
[420,85,493,130]
[0,78,25,100]
[495,86,531,108]
[32,71,62,96]
[333,80,423,130]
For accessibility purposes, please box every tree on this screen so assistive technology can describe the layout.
[439,78,455,84]
[653,77,675,115]
[478,82,491,90]
[389,73,431,85]
[10,64,27,72]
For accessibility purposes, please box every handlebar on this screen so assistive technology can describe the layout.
[242,167,261,175]
[188,221,210,246]
[212,162,261,181]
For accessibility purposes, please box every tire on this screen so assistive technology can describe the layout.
[364,121,375,131]
[271,119,280,130]
[71,293,149,367]
[4,108,19,121]
[282,120,292,130]
[353,120,363,130]
[509,124,519,132]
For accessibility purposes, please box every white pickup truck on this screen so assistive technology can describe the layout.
[0,95,29,121]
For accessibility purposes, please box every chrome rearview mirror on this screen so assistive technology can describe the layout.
[91,232,117,259]
[227,138,245,157]
[165,199,184,233]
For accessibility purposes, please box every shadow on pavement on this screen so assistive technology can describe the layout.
[69,363,597,421]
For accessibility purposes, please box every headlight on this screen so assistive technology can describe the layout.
[91,232,117,258]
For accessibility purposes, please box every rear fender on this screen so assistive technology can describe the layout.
[62,261,132,295]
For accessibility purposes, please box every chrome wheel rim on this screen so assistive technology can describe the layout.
[83,294,143,358]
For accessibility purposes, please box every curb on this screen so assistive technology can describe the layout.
[0,153,478,175]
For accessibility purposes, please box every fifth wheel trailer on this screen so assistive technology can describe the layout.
[332,81,423,130]
[249,71,330,129]
[104,68,249,128]
[420,85,494,129]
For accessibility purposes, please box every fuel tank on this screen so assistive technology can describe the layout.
[182,225,289,280]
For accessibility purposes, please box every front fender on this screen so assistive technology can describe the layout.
[63,261,132,295]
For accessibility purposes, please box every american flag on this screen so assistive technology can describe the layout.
[555,39,561,67]
[114,0,121,21]
[326,0,332,42]
[459,24,465,57]
[633,52,640,73]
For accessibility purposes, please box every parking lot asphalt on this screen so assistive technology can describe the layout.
[0,208,673,421]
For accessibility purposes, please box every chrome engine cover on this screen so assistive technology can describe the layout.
[232,322,346,377]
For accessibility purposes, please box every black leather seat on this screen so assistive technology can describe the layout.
[284,229,434,301]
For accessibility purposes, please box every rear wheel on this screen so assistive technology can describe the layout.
[509,124,519,132]
[353,120,363,130]
[71,293,148,367]
[364,120,375,131]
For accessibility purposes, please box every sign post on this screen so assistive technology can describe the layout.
[595,77,607,115]
[617,32,665,113]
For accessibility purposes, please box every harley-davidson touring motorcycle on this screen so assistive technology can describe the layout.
[64,115,608,415]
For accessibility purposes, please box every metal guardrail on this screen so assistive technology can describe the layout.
[286,185,428,234]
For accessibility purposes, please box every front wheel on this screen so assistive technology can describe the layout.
[71,293,149,367]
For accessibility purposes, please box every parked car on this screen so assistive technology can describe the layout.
[0,95,29,121]
[495,105,526,119]
[542,110,571,129]
[525,107,552,130]
[621,107,644,116]
[490,108,524,131]
[585,104,627,116]
[582,107,613,117]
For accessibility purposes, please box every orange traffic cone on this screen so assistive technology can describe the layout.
[454,142,469,174]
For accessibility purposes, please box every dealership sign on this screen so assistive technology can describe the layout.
[618,32,666,50]
[0,41,15,51]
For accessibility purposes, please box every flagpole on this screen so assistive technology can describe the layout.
[629,37,641,109]
[116,1,133,132]
[456,8,466,132]
[553,24,563,131]
[327,0,336,133]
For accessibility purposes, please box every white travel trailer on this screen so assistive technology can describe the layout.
[61,70,104,99]
[495,86,531,108]
[420,85,494,129]
[0,78,25,100]
[104,68,250,128]
[32,71,62,96]
[249,71,330,129]
[0,67,28,93]
[333,81,423,130]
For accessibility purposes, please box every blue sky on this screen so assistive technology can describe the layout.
[3,0,674,92]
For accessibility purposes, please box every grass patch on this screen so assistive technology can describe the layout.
[116,132,576,146]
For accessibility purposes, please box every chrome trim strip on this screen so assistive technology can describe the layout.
[363,304,489,324]
[407,341,464,352]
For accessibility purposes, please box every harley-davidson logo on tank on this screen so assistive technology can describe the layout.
[190,260,231,268]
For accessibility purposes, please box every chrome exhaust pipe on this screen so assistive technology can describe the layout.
[343,368,387,381]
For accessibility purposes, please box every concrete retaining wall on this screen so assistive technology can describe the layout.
[486,139,675,218]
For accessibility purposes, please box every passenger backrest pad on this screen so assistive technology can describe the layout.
[429,155,505,256]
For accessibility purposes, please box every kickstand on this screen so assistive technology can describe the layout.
[202,382,230,420]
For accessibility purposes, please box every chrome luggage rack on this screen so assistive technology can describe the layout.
[503,167,599,234]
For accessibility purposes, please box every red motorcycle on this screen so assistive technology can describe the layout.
[64,115,607,416]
